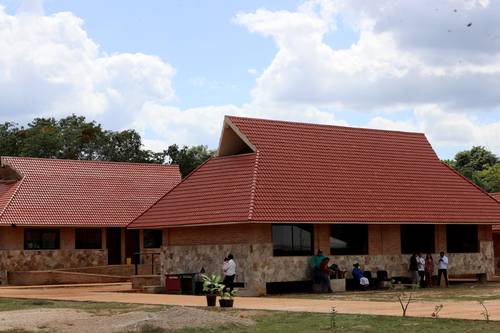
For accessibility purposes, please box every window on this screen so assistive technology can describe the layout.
[330,224,368,255]
[143,229,163,248]
[400,225,435,254]
[272,224,313,256]
[447,225,478,253]
[24,229,60,250]
[75,228,102,249]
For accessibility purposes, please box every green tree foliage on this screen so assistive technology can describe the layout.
[447,146,500,192]
[475,164,500,193]
[0,114,213,174]
[167,144,215,177]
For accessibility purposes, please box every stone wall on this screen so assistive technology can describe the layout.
[0,249,107,284]
[161,240,494,295]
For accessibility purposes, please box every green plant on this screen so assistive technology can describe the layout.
[201,274,224,296]
[219,289,237,300]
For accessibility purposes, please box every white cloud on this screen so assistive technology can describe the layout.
[235,0,500,111]
[367,105,500,152]
[0,6,175,127]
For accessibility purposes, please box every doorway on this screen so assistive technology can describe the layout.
[126,229,140,264]
[106,228,122,265]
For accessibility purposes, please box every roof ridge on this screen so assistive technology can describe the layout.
[0,177,25,222]
[1,156,178,168]
[247,151,260,221]
[227,115,426,136]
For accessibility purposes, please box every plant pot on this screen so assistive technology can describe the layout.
[219,299,234,308]
[206,295,217,307]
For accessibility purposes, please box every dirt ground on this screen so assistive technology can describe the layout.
[0,306,255,332]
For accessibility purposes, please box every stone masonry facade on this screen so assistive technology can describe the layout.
[161,223,494,295]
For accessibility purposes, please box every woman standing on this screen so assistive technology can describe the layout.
[425,254,434,288]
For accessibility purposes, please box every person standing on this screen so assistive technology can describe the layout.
[409,253,419,284]
[425,253,434,287]
[417,253,425,287]
[223,254,236,292]
[437,251,449,287]
[309,250,326,284]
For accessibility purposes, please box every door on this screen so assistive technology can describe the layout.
[106,228,122,265]
[125,229,140,264]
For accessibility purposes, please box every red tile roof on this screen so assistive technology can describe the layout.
[0,157,181,226]
[491,193,500,202]
[131,116,500,228]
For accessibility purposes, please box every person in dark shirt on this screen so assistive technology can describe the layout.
[409,253,419,284]
[319,257,333,293]
[352,263,363,282]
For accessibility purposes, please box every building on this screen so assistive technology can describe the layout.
[490,192,500,274]
[0,157,180,283]
[131,116,500,295]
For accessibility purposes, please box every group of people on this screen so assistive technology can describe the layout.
[409,251,449,287]
[309,250,340,293]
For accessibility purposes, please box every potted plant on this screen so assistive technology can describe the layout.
[201,274,223,306]
[219,288,237,308]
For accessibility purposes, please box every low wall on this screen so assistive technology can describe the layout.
[0,249,107,285]
[161,240,494,295]
[7,270,130,286]
[131,275,162,290]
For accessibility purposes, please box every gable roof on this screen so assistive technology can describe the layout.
[131,116,500,228]
[0,157,181,226]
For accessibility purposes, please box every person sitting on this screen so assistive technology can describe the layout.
[352,263,369,290]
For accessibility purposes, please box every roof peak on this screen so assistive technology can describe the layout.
[226,115,425,136]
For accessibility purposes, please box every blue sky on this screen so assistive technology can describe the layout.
[1,0,499,159]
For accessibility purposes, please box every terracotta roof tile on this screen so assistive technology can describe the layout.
[0,157,181,226]
[131,116,500,227]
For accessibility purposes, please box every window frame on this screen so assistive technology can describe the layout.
[24,228,60,250]
[400,224,435,254]
[143,229,163,249]
[329,224,369,255]
[446,224,479,253]
[75,228,102,249]
[272,224,314,257]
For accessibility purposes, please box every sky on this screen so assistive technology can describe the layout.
[0,0,499,159]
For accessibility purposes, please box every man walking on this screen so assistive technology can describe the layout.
[437,251,449,287]
[417,253,425,287]
[409,253,419,284]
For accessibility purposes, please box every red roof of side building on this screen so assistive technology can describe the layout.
[130,116,500,228]
[0,157,181,226]
[491,193,500,202]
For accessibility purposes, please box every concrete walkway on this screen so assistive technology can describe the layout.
[0,283,499,321]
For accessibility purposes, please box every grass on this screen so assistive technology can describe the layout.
[0,297,166,315]
[171,311,500,333]
[271,283,500,303]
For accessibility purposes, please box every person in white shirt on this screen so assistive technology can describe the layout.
[417,253,425,287]
[437,251,449,287]
[222,254,236,291]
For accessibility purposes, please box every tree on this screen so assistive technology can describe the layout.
[57,115,105,160]
[167,144,215,177]
[19,118,60,158]
[446,146,500,192]
[475,164,500,193]
[453,146,498,179]
[0,122,22,156]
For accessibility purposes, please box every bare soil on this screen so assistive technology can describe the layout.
[0,306,255,332]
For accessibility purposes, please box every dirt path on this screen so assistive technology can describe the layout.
[0,307,254,332]
[0,283,499,321]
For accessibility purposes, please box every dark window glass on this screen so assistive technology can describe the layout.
[400,225,435,254]
[330,224,368,255]
[143,229,163,248]
[447,225,478,253]
[75,228,102,249]
[272,224,313,256]
[24,229,60,250]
